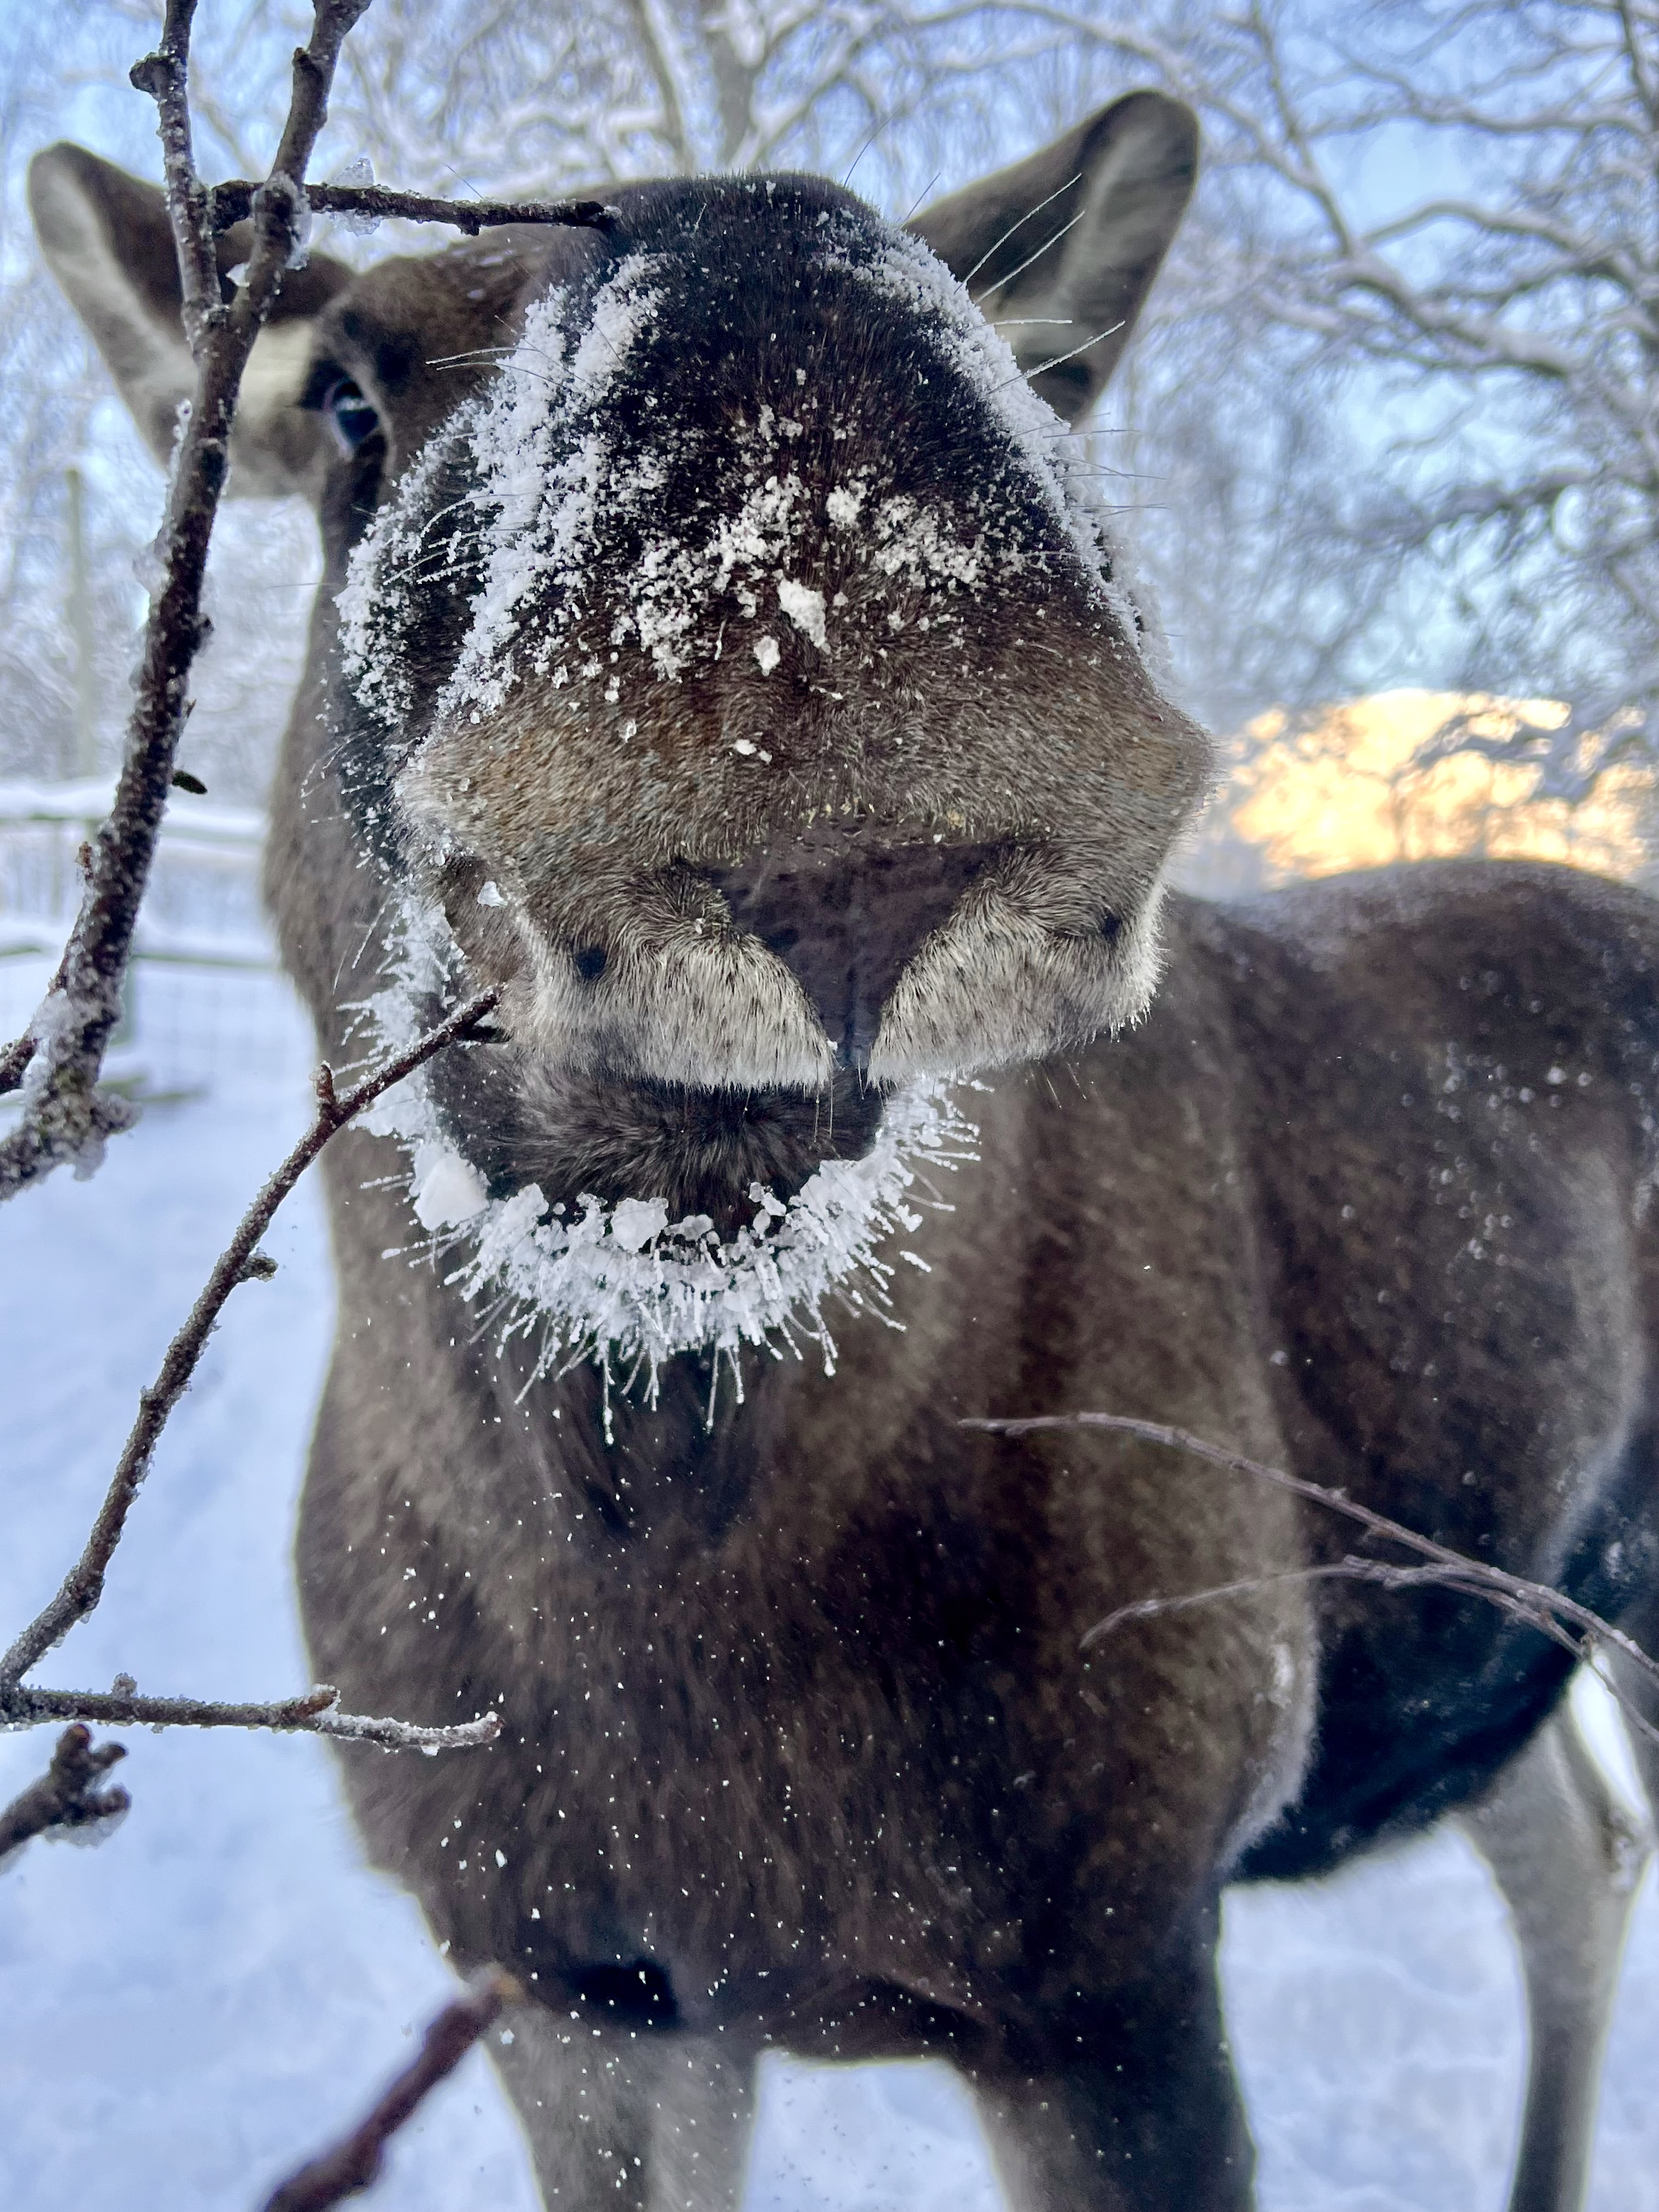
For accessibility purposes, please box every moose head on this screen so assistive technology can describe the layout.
[32,94,1205,1372]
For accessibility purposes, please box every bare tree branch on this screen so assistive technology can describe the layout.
[0,1724,128,1869]
[0,984,500,1703]
[259,1967,522,2212]
[0,1027,40,1093]
[0,0,374,1198]
[967,1409,1659,1745]
[208,178,614,234]
[127,1,223,360]
[4,1682,498,1754]
[269,0,376,193]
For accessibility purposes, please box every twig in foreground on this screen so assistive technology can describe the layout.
[966,1409,1659,1749]
[0,1028,38,1093]
[209,177,613,236]
[261,1967,522,2212]
[5,1683,496,1756]
[0,1725,129,1869]
[0,985,500,1705]
[0,0,372,1194]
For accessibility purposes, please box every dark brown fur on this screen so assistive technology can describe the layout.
[33,100,1659,2212]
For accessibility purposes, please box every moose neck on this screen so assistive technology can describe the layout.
[504,1342,786,1552]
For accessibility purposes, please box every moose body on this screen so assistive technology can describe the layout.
[292,863,1659,2212]
[32,93,1659,2212]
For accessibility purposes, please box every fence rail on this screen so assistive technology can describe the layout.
[1,779,310,1096]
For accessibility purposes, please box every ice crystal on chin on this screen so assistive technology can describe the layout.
[352,898,979,1421]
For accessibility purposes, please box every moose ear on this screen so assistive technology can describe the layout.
[29,141,353,498]
[909,91,1197,426]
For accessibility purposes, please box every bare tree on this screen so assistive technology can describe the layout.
[0,8,630,1846]
[0,0,634,1837]
[1048,1,1659,816]
[175,0,1096,194]
[0,14,148,787]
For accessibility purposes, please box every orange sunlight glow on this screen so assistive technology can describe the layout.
[1199,690,1653,887]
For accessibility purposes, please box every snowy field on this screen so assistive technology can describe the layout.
[1,960,1656,2212]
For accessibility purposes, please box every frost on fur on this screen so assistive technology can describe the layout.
[355,899,979,1414]
[864,231,1173,684]
[335,206,1178,765]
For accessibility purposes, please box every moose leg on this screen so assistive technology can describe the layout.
[1460,1701,1652,2212]
[489,2005,757,2212]
[970,1929,1254,2211]
[1605,1635,1659,1831]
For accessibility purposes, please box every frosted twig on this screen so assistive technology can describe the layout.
[0,0,373,1199]
[0,1029,37,1092]
[127,2,221,359]
[0,1725,129,1869]
[0,986,500,1702]
[3,1683,497,1754]
[259,1967,522,2211]
[1081,1556,1508,1643]
[967,1409,1659,1747]
[209,178,613,236]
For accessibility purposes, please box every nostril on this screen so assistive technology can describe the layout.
[573,944,608,983]
[711,833,1002,1067]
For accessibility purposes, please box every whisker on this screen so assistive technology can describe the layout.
[961,172,1082,287]
[1001,319,1126,391]
[843,127,882,189]
[899,171,941,226]
[970,205,1087,307]
[427,346,515,368]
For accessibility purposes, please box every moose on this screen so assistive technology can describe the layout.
[32,89,1659,2212]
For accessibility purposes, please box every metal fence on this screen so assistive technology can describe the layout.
[0,778,313,1098]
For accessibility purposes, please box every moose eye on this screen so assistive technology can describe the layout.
[323,377,380,456]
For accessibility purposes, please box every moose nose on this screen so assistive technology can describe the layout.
[711,832,998,1068]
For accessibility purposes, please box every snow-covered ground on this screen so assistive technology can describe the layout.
[1,963,1655,2212]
